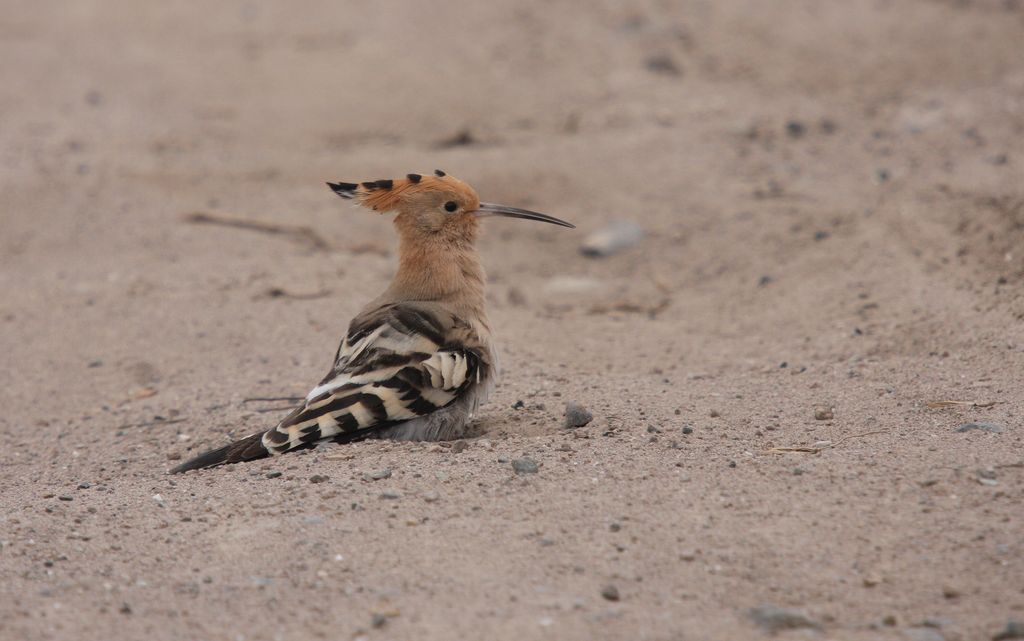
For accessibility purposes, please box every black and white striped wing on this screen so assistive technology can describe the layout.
[261,304,481,454]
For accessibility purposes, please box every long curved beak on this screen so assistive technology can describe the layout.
[475,202,575,228]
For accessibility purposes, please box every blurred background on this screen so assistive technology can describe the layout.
[1,1,1023,640]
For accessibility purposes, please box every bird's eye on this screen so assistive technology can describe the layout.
[444,201,458,212]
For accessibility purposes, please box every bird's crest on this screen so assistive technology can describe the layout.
[327,169,476,213]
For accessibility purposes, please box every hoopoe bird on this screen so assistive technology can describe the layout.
[171,170,573,473]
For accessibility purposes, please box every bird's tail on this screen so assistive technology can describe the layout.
[169,432,269,474]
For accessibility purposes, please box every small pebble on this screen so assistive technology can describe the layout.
[77,482,91,490]
[266,471,283,479]
[512,458,539,474]
[451,440,468,454]
[422,491,440,503]
[645,54,682,76]
[58,496,73,502]
[978,468,998,486]
[600,584,620,601]
[786,121,806,138]
[814,406,834,420]
[542,275,603,295]
[507,286,527,306]
[709,409,720,418]
[564,402,593,429]
[364,469,392,481]
[371,613,388,629]
[682,426,693,435]
[379,491,401,500]
[309,474,329,484]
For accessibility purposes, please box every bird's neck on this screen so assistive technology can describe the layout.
[385,232,487,318]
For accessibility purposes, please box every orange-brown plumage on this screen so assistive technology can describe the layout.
[356,172,479,214]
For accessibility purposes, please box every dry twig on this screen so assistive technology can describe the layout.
[118,417,187,429]
[765,429,889,455]
[926,400,999,409]
[242,396,304,403]
[260,287,332,300]
[184,211,332,251]
[251,406,297,414]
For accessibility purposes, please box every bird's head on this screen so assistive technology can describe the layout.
[327,170,574,239]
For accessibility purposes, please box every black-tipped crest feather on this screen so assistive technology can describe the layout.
[327,182,358,199]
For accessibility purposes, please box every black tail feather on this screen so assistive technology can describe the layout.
[169,432,269,474]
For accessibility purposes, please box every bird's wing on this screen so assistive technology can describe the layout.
[261,302,483,454]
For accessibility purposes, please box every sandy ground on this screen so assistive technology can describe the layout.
[2,1,1023,639]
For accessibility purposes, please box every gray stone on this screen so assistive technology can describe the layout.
[363,469,392,481]
[511,458,539,474]
[580,221,644,257]
[994,620,1024,640]
[956,422,1004,433]
[904,627,945,641]
[600,584,620,601]
[748,605,821,634]
[564,402,594,428]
